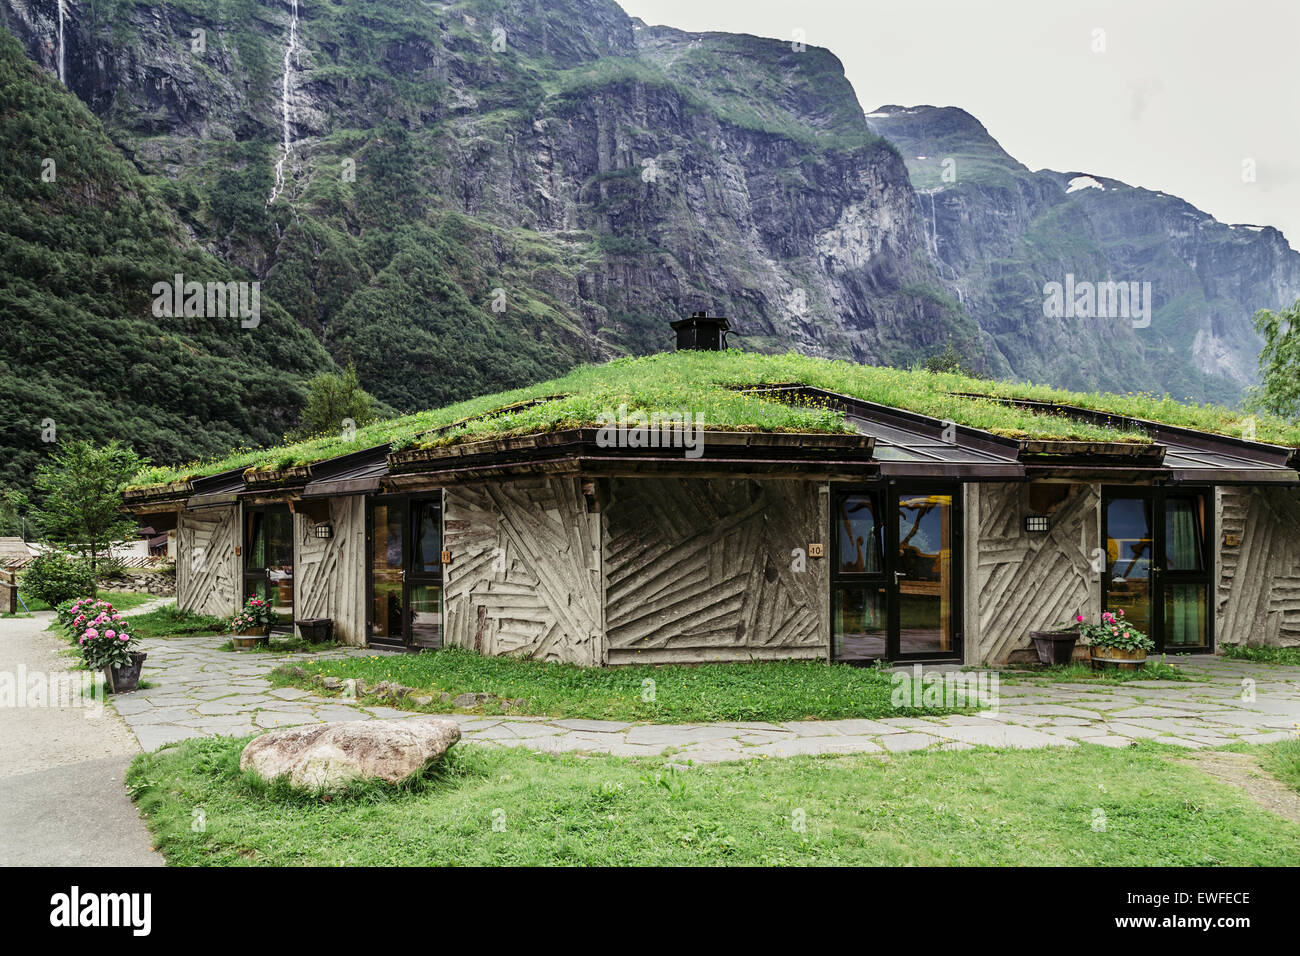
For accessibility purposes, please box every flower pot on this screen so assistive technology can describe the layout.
[231,627,270,651]
[104,651,147,694]
[1029,629,1079,666]
[296,618,334,644]
[1090,645,1148,671]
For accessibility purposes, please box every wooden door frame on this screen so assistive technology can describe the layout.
[241,502,295,633]
[830,479,964,664]
[1101,485,1215,654]
[365,493,445,649]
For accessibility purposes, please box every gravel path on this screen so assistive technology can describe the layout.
[0,609,160,865]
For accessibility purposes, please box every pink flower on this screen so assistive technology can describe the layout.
[84,628,98,639]
[105,630,116,639]
[119,635,129,641]
[1075,614,1084,622]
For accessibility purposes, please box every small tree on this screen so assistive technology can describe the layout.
[1250,298,1300,418]
[297,363,377,438]
[29,439,143,586]
[0,488,27,538]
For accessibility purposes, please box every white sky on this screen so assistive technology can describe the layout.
[619,0,1300,249]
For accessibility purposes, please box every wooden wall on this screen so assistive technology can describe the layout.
[294,496,367,646]
[968,482,1101,664]
[1217,486,1300,647]
[443,479,603,666]
[603,478,829,665]
[176,504,240,619]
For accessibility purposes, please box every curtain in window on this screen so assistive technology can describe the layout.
[1165,499,1203,571]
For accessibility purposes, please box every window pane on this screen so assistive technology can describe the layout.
[1164,583,1208,647]
[413,500,442,573]
[1165,498,1205,572]
[837,494,881,573]
[1106,497,1153,637]
[896,492,953,655]
[371,503,404,640]
[410,584,442,648]
[833,585,886,661]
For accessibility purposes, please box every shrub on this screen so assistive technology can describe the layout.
[19,552,96,608]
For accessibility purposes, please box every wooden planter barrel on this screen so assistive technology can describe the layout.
[1090,645,1148,671]
[232,626,270,651]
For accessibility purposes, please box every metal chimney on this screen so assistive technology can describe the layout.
[670,311,731,351]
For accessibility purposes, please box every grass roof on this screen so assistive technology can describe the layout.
[128,351,1295,489]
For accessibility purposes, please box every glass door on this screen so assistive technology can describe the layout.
[1103,489,1212,652]
[408,497,443,649]
[894,488,957,659]
[369,499,406,647]
[367,496,444,649]
[244,505,295,629]
[832,484,961,663]
[832,491,887,661]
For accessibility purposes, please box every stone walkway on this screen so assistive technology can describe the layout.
[118,631,1300,764]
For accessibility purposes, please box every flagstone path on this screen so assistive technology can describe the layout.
[117,630,1300,764]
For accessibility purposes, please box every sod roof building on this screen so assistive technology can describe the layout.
[124,319,1300,666]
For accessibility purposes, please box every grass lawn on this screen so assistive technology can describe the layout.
[125,605,227,640]
[998,657,1198,685]
[126,737,1300,866]
[219,636,339,654]
[269,648,966,722]
[1222,644,1300,666]
[96,590,162,612]
[1259,739,1300,792]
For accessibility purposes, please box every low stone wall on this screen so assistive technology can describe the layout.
[99,570,176,597]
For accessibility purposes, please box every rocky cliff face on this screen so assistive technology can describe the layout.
[3,0,972,415]
[867,105,1300,403]
[3,0,1293,414]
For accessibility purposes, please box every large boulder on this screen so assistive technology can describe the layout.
[240,717,460,791]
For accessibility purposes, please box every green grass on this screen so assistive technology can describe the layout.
[131,349,1299,490]
[126,737,1300,865]
[14,594,51,612]
[1221,644,1300,666]
[999,657,1198,685]
[131,351,1182,488]
[269,648,962,722]
[126,605,228,640]
[219,636,339,654]
[96,591,161,612]
[1259,739,1300,793]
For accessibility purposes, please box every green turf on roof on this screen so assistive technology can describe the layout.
[128,351,1291,489]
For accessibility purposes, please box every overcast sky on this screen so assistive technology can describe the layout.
[619,0,1300,249]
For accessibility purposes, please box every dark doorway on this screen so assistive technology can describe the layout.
[366,495,444,649]
[1103,487,1213,652]
[831,483,962,663]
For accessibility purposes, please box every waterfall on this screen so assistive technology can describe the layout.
[267,0,300,205]
[56,0,66,84]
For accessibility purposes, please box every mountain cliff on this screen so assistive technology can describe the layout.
[2,0,975,419]
[0,28,330,492]
[866,105,1300,404]
[2,0,1297,471]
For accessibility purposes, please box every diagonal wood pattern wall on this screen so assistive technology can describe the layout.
[176,504,240,619]
[1218,486,1300,647]
[970,482,1100,664]
[603,477,829,664]
[443,478,602,666]
[294,496,366,646]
